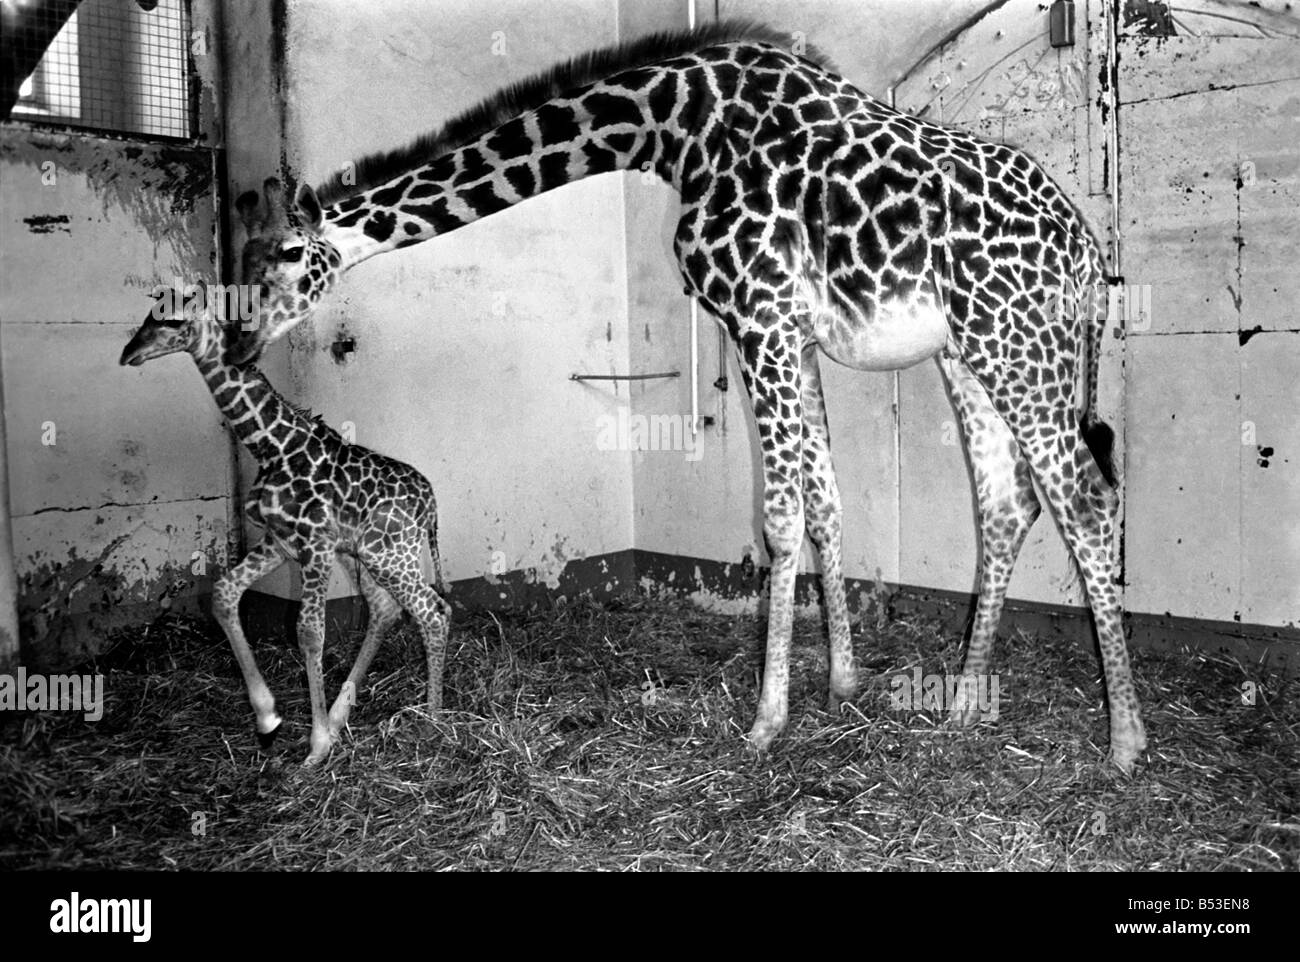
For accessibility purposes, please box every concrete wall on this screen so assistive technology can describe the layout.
[241,0,635,602]
[1117,15,1300,636]
[1,0,229,667]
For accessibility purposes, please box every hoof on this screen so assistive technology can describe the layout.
[327,681,357,733]
[1109,726,1147,774]
[746,717,784,753]
[256,718,282,748]
[826,689,854,714]
[947,676,985,728]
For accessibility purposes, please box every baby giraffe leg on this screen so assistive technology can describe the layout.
[362,538,450,715]
[297,547,336,767]
[327,561,402,736]
[212,540,287,745]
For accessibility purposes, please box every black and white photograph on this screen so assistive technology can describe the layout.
[0,0,1296,899]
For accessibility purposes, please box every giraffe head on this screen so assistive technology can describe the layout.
[225,177,342,367]
[119,288,225,367]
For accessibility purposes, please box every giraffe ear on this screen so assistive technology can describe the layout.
[262,177,286,217]
[235,190,261,236]
[296,184,323,231]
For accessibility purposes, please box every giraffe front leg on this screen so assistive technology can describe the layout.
[800,345,855,713]
[212,540,287,747]
[297,551,335,767]
[939,356,1041,729]
[738,339,806,752]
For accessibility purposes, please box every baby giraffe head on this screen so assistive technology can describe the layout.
[119,288,225,367]
[224,176,342,367]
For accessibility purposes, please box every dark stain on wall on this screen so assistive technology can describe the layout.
[22,214,70,234]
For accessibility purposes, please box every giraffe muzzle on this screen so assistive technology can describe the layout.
[119,334,151,367]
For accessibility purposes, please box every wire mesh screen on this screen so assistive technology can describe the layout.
[12,0,193,140]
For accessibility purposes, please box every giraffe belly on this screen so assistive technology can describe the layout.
[813,296,951,372]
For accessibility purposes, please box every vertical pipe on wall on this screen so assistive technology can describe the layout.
[0,330,21,670]
[887,84,904,586]
[711,0,726,434]
[1105,0,1122,277]
[688,0,700,435]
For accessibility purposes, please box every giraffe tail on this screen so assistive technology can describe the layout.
[427,513,448,594]
[419,484,449,597]
[1082,418,1116,488]
[1078,236,1116,487]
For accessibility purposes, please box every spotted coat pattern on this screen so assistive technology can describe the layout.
[121,282,450,767]
[228,22,1144,770]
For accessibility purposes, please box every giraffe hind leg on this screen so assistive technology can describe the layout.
[326,559,402,736]
[939,355,1041,727]
[297,546,336,767]
[1027,429,1145,771]
[360,533,451,716]
[963,362,1146,771]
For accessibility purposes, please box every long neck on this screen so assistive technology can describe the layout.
[190,321,310,458]
[320,57,729,268]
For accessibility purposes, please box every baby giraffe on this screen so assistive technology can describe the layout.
[120,292,451,766]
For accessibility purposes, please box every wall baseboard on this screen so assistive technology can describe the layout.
[27,548,1297,674]
[234,548,1297,674]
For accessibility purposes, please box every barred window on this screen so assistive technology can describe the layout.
[11,0,193,140]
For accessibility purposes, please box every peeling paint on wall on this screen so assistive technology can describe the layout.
[17,517,222,670]
[1,133,213,263]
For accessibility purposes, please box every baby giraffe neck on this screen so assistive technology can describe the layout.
[191,322,296,457]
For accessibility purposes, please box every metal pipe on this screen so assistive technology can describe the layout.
[688,0,700,435]
[0,325,20,671]
[888,85,904,588]
[571,371,681,382]
[1106,0,1122,277]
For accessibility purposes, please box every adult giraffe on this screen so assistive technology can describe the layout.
[228,21,1145,770]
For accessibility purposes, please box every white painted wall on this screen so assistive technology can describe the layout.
[1119,29,1300,630]
[239,0,635,601]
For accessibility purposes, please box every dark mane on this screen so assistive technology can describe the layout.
[312,19,833,208]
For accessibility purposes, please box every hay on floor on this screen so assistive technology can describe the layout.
[1,594,1296,870]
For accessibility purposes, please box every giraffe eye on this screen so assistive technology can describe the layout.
[280,245,305,263]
